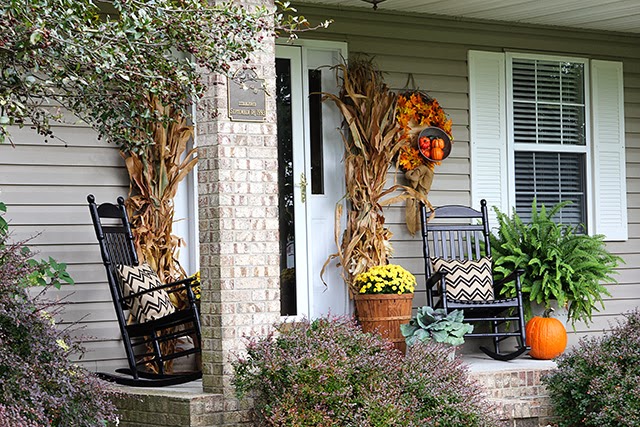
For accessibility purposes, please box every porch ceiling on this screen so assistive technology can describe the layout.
[297,0,640,34]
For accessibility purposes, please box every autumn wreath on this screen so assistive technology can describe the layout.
[395,91,453,234]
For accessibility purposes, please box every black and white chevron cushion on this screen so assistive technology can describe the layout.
[430,257,494,301]
[117,263,175,323]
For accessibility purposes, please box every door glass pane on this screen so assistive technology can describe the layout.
[309,69,324,195]
[276,58,296,316]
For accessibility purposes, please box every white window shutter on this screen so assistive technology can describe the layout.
[468,51,509,225]
[591,60,627,241]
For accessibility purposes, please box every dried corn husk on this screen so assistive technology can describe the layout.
[120,96,198,372]
[321,58,428,297]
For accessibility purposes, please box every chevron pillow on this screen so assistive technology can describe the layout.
[117,263,175,323]
[430,257,494,301]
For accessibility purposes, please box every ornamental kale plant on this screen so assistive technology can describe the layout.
[233,316,497,427]
[401,306,473,346]
[544,310,640,427]
[0,203,117,426]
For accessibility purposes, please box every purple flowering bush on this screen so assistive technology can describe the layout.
[544,310,640,427]
[233,316,497,427]
[0,202,117,426]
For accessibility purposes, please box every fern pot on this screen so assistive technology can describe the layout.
[355,293,413,353]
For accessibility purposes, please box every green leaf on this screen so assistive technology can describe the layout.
[430,329,449,343]
[414,329,431,343]
[29,31,43,45]
[400,323,418,338]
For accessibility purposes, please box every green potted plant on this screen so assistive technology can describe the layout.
[491,200,623,326]
[401,306,473,347]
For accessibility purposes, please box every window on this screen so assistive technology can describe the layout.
[509,56,588,227]
[469,51,627,241]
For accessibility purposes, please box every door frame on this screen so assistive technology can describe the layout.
[276,39,348,320]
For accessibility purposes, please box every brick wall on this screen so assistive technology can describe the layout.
[471,369,556,427]
[114,389,225,427]
[196,0,280,419]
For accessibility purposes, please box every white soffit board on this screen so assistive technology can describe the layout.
[298,0,640,34]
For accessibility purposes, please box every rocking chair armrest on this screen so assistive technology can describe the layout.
[163,277,198,294]
[121,276,198,302]
[426,271,446,289]
[493,268,525,291]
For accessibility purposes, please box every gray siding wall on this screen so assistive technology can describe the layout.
[295,3,640,346]
[0,124,129,371]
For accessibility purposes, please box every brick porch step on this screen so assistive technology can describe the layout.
[465,354,557,427]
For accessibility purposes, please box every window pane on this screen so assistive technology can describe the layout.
[513,102,537,144]
[537,104,561,144]
[511,58,586,146]
[561,62,585,104]
[562,104,586,145]
[515,151,586,227]
[536,61,561,103]
[513,59,536,101]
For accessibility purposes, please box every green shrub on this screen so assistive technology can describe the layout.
[544,310,640,426]
[233,316,497,427]
[0,202,117,426]
[490,200,621,325]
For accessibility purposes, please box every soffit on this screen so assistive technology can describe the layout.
[297,0,640,34]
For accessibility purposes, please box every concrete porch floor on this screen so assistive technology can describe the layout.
[112,352,557,394]
[463,353,557,373]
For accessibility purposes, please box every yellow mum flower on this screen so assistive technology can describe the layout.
[353,264,416,295]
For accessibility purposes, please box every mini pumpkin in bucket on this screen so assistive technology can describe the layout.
[417,127,452,162]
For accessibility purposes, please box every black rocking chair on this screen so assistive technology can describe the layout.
[420,199,527,361]
[87,194,202,386]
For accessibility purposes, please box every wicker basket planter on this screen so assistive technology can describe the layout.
[355,293,414,352]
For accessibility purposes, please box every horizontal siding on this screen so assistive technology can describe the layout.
[1,124,129,370]
[295,3,640,345]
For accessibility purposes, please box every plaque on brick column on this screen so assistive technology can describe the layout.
[227,69,267,122]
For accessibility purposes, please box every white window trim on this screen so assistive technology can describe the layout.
[505,53,594,234]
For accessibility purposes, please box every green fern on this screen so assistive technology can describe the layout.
[490,199,622,326]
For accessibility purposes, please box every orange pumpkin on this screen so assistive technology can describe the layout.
[525,310,567,360]
[433,138,445,149]
[431,147,444,160]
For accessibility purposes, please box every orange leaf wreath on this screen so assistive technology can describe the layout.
[396,91,453,234]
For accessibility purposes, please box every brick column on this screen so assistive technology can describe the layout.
[196,0,280,412]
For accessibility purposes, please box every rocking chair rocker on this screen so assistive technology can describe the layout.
[87,195,202,386]
[420,199,528,361]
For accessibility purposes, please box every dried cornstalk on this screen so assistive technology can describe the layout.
[322,58,427,296]
[120,96,198,371]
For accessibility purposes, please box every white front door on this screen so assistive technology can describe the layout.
[276,41,348,319]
